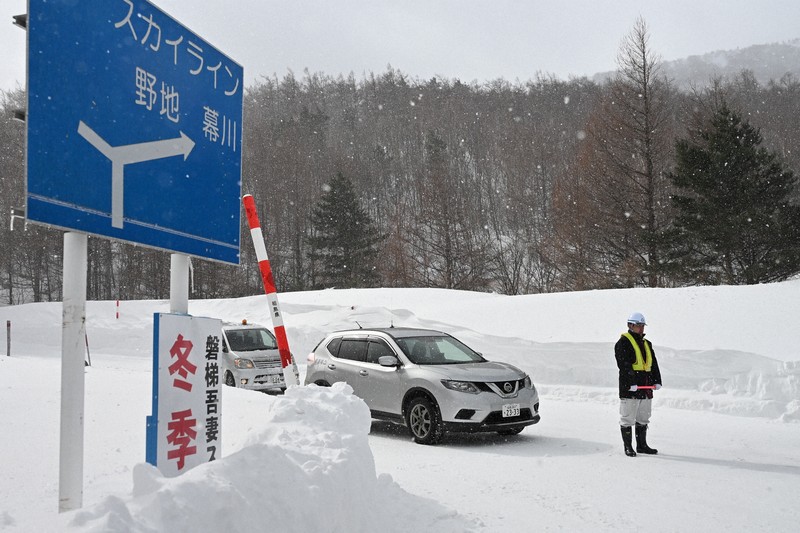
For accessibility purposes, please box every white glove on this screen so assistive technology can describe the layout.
[629,385,638,392]
[655,384,662,390]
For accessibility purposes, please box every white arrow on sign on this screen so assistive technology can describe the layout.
[77,121,195,228]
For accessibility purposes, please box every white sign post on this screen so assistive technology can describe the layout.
[59,232,87,512]
[147,314,222,476]
[170,254,190,315]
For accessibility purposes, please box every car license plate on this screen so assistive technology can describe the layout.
[502,403,520,417]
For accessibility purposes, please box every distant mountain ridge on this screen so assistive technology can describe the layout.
[593,39,800,89]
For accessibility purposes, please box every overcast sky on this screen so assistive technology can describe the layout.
[2,0,800,92]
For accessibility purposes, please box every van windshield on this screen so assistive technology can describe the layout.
[226,328,278,352]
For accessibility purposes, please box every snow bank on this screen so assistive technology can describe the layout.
[435,331,800,421]
[59,383,475,533]
[5,283,799,422]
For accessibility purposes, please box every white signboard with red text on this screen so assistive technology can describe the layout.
[147,313,222,476]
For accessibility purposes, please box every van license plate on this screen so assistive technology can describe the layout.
[502,404,520,417]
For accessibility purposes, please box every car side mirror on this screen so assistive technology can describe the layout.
[378,355,400,367]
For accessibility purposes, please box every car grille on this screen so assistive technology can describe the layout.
[477,379,525,397]
[254,359,281,370]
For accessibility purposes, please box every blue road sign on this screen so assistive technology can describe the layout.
[26,0,243,264]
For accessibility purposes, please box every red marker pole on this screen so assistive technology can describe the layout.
[636,386,657,390]
[242,194,299,386]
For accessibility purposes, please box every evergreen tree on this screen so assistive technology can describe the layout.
[666,102,800,284]
[308,173,384,288]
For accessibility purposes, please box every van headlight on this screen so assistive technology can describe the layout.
[441,380,480,394]
[234,358,254,369]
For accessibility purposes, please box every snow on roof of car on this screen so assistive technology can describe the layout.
[334,327,447,339]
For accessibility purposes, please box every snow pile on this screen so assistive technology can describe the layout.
[8,283,800,422]
[526,344,800,420]
[62,383,475,532]
[269,282,800,420]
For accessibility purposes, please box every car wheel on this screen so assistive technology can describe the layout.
[225,371,236,387]
[498,426,524,436]
[405,396,444,445]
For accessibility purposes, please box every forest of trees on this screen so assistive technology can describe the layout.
[2,20,800,304]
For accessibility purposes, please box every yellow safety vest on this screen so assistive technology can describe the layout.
[621,332,652,372]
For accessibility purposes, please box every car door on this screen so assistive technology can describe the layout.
[329,336,369,392]
[354,337,403,416]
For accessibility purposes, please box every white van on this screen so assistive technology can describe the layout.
[220,321,288,393]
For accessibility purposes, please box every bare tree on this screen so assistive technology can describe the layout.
[552,17,678,288]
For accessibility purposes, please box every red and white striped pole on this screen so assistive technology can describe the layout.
[242,194,299,386]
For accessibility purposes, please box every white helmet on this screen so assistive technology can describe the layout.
[627,312,646,325]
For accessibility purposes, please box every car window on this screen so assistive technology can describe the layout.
[225,328,278,351]
[399,336,485,365]
[365,339,394,364]
[326,337,342,357]
[337,339,368,362]
[255,329,279,350]
[435,337,481,362]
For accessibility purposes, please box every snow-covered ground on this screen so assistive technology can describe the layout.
[1,282,799,531]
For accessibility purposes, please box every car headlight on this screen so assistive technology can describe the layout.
[523,375,532,389]
[234,358,254,369]
[441,380,480,394]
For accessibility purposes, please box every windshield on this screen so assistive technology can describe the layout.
[226,328,278,352]
[395,335,486,365]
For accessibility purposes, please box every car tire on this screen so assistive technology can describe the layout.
[225,371,236,387]
[497,426,524,436]
[405,396,444,445]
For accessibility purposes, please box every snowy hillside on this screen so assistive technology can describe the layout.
[593,39,800,88]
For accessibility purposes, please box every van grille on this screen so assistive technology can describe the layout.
[254,359,281,370]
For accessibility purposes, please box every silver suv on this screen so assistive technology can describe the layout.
[304,327,540,444]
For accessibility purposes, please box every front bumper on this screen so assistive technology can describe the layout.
[436,385,540,432]
[443,404,540,432]
[232,368,285,391]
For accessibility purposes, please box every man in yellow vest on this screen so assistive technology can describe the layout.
[614,312,662,457]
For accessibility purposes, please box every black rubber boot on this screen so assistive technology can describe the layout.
[621,426,637,457]
[635,424,658,454]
